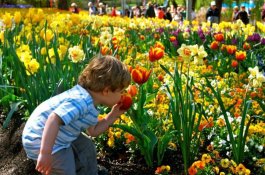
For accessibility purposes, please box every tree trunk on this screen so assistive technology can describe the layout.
[216,0,223,21]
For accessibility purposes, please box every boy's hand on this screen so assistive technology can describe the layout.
[36,153,52,175]
[110,103,127,117]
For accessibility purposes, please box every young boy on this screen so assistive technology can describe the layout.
[22,55,131,175]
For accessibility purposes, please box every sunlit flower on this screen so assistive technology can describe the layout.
[68,46,85,63]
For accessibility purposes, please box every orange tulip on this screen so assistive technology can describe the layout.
[149,47,164,62]
[140,35,145,40]
[119,93,133,110]
[210,41,219,50]
[235,51,246,61]
[231,60,238,67]
[127,85,138,97]
[243,42,251,50]
[100,46,112,55]
[169,36,176,42]
[188,166,197,175]
[214,33,224,42]
[131,66,152,85]
[226,45,237,55]
[154,41,165,50]
[157,74,164,82]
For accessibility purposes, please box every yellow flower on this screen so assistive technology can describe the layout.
[220,172,225,175]
[14,11,22,25]
[68,46,85,63]
[235,163,246,174]
[248,66,265,87]
[201,154,212,163]
[107,136,115,147]
[24,59,40,75]
[220,158,230,168]
[3,12,12,29]
[114,131,121,138]
[46,48,56,64]
[40,29,54,42]
[0,31,4,43]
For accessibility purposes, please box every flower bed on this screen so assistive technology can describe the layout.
[0,8,264,175]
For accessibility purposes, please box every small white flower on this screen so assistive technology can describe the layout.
[257,145,263,152]
[244,145,249,152]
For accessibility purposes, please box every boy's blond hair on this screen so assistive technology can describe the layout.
[78,55,131,92]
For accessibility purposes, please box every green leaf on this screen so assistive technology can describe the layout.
[3,101,23,129]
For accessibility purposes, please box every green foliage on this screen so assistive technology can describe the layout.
[205,78,252,163]
[161,63,203,175]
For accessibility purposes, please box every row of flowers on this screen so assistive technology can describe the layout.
[0,8,265,174]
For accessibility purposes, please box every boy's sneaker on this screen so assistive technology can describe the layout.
[98,165,108,175]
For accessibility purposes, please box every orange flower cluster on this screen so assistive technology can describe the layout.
[155,165,170,174]
[198,117,214,131]
[124,133,135,144]
[112,36,119,49]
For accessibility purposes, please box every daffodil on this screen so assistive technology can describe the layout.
[68,46,85,63]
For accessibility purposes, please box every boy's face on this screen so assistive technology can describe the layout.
[103,88,125,108]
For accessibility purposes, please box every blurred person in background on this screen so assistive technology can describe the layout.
[206,1,220,25]
[236,5,249,25]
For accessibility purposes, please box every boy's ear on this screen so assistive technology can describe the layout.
[102,87,110,96]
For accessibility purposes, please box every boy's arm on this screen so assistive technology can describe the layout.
[87,104,124,137]
[36,113,63,174]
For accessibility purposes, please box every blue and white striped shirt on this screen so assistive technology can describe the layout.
[22,84,99,160]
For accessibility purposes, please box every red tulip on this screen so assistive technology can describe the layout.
[235,51,246,61]
[243,42,251,50]
[210,41,219,50]
[127,85,138,97]
[214,33,224,42]
[226,45,237,55]
[100,46,112,55]
[231,60,238,67]
[119,93,133,110]
[149,47,164,62]
[131,66,152,85]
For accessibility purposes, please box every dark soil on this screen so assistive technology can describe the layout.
[0,110,182,175]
